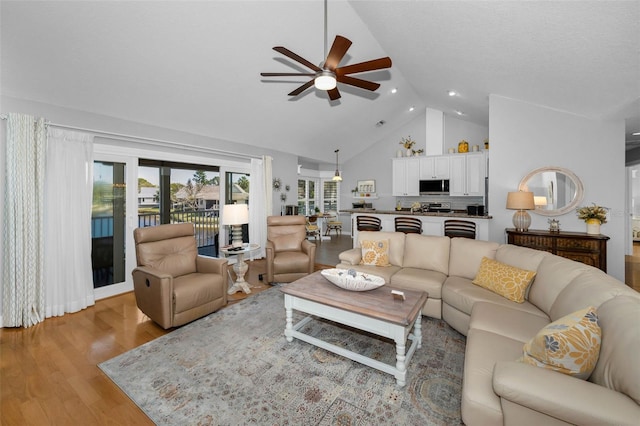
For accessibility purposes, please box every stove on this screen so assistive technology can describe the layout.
[422,202,451,213]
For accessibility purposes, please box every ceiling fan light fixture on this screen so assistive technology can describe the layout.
[315,70,337,90]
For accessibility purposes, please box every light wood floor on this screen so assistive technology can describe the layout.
[0,234,350,426]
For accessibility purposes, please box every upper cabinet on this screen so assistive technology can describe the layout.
[419,155,450,179]
[392,158,420,196]
[449,152,486,196]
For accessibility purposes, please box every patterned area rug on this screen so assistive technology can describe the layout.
[99,288,465,425]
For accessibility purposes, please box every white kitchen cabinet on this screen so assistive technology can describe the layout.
[392,158,420,196]
[419,155,450,179]
[449,153,485,196]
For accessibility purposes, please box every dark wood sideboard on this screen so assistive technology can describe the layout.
[506,228,610,272]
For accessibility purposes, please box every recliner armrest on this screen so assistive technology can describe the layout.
[493,361,640,425]
[196,255,228,276]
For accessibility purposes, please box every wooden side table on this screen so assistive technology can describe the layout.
[506,229,609,272]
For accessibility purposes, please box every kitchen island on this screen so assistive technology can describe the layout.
[341,209,492,243]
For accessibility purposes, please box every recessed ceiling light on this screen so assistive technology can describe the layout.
[375,120,386,127]
[633,132,640,136]
[448,90,457,97]
[408,106,415,112]
[455,110,464,116]
[390,88,398,94]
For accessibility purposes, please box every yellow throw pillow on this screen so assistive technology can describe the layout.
[472,257,536,303]
[360,239,391,267]
[519,307,601,379]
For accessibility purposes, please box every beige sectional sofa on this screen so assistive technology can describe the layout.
[336,231,640,426]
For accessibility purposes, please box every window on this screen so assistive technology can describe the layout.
[138,160,220,256]
[323,180,339,212]
[298,178,318,215]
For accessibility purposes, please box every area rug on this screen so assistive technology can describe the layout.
[99,288,466,425]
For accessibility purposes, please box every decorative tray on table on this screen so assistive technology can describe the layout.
[320,268,385,291]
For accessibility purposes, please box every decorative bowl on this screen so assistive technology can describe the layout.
[320,268,385,292]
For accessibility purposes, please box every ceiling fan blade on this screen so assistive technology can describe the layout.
[273,46,322,72]
[261,72,316,77]
[324,35,352,71]
[337,75,380,91]
[328,87,341,101]
[336,57,392,76]
[288,79,315,97]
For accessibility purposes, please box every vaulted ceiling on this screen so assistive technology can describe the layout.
[2,1,639,164]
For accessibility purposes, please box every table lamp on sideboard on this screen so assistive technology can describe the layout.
[506,191,535,232]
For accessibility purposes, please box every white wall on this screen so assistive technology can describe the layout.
[445,116,489,152]
[488,95,626,280]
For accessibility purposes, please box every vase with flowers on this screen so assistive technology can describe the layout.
[399,136,423,157]
[576,203,608,235]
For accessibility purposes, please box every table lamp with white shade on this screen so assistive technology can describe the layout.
[222,204,249,248]
[506,191,535,232]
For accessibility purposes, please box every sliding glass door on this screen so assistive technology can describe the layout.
[91,161,126,288]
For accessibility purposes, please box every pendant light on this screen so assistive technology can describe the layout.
[332,149,342,182]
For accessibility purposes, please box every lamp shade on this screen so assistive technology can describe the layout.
[506,191,535,210]
[222,204,249,225]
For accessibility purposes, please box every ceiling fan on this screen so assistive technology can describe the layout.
[260,1,392,101]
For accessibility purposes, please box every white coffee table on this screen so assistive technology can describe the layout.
[280,271,428,387]
[220,243,259,294]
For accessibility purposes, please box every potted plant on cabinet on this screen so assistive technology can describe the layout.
[576,203,608,235]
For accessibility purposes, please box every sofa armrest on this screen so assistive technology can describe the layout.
[493,361,640,426]
[196,255,228,276]
[338,248,361,265]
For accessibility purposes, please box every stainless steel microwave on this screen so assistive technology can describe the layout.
[419,179,450,195]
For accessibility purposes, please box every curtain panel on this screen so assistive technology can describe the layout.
[248,156,272,259]
[2,113,47,327]
[44,128,95,317]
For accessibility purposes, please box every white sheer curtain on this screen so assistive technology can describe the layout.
[2,113,47,327]
[249,156,272,259]
[44,128,95,317]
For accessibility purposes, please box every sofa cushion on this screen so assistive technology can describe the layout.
[390,268,447,299]
[449,238,500,280]
[590,296,640,404]
[356,231,405,267]
[360,239,390,266]
[472,257,536,303]
[443,276,547,323]
[402,234,451,275]
[496,244,548,272]
[469,302,549,343]
[528,254,592,315]
[549,269,640,321]
[520,306,601,379]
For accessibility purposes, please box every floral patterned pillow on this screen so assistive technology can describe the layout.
[472,257,536,303]
[520,306,601,379]
[360,239,391,267]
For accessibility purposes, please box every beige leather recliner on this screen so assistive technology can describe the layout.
[132,223,228,329]
[265,215,316,284]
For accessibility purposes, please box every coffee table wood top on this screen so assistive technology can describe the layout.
[280,271,428,327]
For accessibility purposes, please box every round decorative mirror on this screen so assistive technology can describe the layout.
[518,167,584,216]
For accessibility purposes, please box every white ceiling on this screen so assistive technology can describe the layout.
[2,1,639,164]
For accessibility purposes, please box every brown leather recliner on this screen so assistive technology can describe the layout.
[132,223,228,329]
[265,215,316,284]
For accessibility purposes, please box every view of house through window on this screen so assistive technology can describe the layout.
[137,160,221,257]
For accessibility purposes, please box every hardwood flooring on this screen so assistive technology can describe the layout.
[0,236,352,426]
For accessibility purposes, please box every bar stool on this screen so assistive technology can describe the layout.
[357,215,382,231]
[444,220,476,239]
[395,216,423,234]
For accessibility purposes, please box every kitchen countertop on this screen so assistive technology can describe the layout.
[341,209,492,219]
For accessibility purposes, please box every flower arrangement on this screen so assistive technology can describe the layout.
[399,136,424,156]
[576,203,608,224]
[399,136,415,150]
